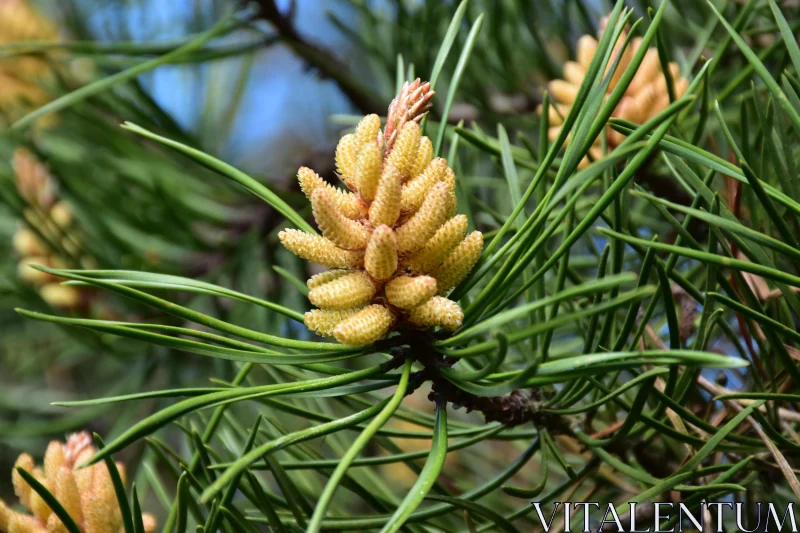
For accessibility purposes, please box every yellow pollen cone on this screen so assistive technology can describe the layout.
[334,133,359,186]
[408,296,463,331]
[401,157,448,213]
[305,308,360,337]
[308,271,376,310]
[385,276,437,309]
[355,114,381,148]
[411,136,433,179]
[354,142,383,202]
[369,165,402,227]
[562,61,585,85]
[364,225,397,280]
[386,122,421,179]
[311,188,370,249]
[434,231,484,295]
[576,35,598,69]
[54,467,82,526]
[333,304,395,346]
[297,167,367,219]
[406,215,468,274]
[278,230,362,268]
[548,80,579,105]
[308,270,349,289]
[395,182,454,253]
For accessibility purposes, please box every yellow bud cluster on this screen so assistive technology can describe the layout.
[0,1,60,125]
[281,79,482,346]
[0,432,157,533]
[11,150,91,309]
[539,24,689,167]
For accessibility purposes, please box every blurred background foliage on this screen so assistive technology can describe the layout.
[2,0,800,531]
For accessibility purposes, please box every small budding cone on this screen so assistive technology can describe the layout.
[308,271,376,310]
[297,167,366,219]
[401,158,448,213]
[408,296,464,331]
[304,308,359,337]
[354,142,383,202]
[369,165,402,227]
[278,230,362,268]
[395,182,455,253]
[406,215,468,274]
[435,231,484,295]
[385,276,437,309]
[311,188,370,249]
[333,304,394,346]
[364,225,397,280]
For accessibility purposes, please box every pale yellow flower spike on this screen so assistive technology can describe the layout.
[386,122,421,178]
[308,270,349,289]
[435,231,484,295]
[40,284,81,309]
[576,35,598,69]
[408,296,464,331]
[400,157,447,213]
[355,114,381,148]
[354,142,383,202]
[1,432,157,533]
[82,465,119,533]
[8,514,44,533]
[562,61,585,85]
[395,182,455,253]
[43,442,65,483]
[369,165,402,227]
[333,304,395,346]
[334,133,359,186]
[406,215,468,274]
[27,470,51,523]
[311,188,370,249]
[278,230,362,268]
[308,271,376,310]
[411,136,433,179]
[54,467,82,526]
[364,225,397,280]
[297,167,367,219]
[304,308,360,337]
[385,276,437,309]
[0,500,11,532]
[547,80,578,105]
[12,454,34,510]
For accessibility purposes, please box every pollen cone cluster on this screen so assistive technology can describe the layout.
[280,79,483,346]
[540,19,689,167]
[0,432,157,533]
[0,0,60,125]
[12,149,91,309]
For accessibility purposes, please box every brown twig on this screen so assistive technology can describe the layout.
[252,0,383,115]
[395,330,573,431]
